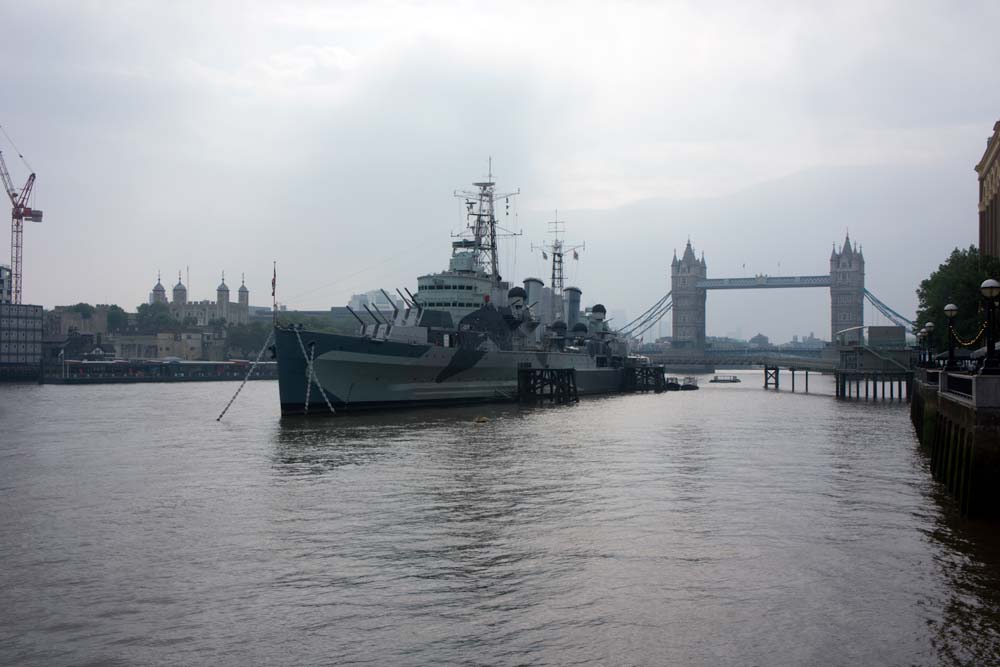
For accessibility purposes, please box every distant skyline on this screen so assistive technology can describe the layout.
[2,1,998,341]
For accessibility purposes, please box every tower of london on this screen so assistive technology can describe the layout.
[149,271,250,326]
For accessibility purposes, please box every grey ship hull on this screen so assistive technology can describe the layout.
[275,327,624,415]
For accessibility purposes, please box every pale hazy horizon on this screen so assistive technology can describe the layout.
[2,1,998,341]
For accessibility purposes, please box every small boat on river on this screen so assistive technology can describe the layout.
[665,376,681,391]
[709,375,741,383]
[680,376,699,391]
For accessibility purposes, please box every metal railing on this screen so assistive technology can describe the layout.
[943,373,973,398]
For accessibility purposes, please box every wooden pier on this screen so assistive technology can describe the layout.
[834,371,912,401]
[623,365,667,393]
[762,365,815,393]
[517,368,579,404]
[40,359,278,384]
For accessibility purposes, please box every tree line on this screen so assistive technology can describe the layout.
[916,245,1000,351]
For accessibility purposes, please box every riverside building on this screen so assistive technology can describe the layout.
[0,265,10,304]
[0,302,43,379]
[977,120,1000,258]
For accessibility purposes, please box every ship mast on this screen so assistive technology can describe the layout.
[454,158,519,286]
[532,211,584,296]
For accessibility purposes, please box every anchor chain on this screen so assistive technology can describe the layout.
[294,327,336,415]
[216,329,274,422]
[304,343,314,414]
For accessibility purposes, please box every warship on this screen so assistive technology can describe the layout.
[274,174,642,415]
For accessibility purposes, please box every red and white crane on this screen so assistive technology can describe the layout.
[0,143,42,304]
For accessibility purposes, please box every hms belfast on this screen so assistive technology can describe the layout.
[274,174,643,415]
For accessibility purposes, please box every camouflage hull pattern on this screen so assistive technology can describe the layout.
[275,327,624,415]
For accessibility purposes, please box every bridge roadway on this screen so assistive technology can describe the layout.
[646,351,838,372]
[696,275,833,290]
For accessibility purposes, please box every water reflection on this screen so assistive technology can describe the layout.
[8,379,1000,665]
[925,486,1000,666]
[270,402,528,474]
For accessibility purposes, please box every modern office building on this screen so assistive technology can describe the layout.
[0,265,11,304]
[0,302,44,379]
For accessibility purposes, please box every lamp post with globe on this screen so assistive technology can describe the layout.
[925,321,936,367]
[944,303,958,370]
[981,279,1000,374]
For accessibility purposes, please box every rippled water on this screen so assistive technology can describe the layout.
[2,373,1000,666]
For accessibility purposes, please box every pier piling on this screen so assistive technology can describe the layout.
[624,365,667,393]
[764,366,779,390]
[835,370,911,402]
[911,368,1000,518]
[517,368,579,405]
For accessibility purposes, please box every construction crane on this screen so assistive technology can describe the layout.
[0,146,42,304]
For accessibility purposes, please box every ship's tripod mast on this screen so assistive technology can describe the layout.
[532,211,584,296]
[454,159,519,286]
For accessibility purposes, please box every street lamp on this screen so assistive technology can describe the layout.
[944,303,958,370]
[925,321,936,367]
[981,278,1000,374]
[917,328,926,366]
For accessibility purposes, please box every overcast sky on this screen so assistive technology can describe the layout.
[2,1,998,341]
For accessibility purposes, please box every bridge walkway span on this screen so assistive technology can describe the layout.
[647,353,838,372]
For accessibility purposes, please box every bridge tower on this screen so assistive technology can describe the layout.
[829,234,865,345]
[671,240,707,348]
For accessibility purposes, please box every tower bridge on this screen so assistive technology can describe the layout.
[696,275,832,290]
[670,234,866,349]
[617,234,914,346]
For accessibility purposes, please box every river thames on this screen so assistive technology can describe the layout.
[2,373,1000,666]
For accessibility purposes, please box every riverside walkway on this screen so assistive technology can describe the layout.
[912,368,1000,518]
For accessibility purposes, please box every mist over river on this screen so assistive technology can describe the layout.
[2,373,1000,666]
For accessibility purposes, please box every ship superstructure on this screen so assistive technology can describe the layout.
[273,172,638,415]
[412,175,519,326]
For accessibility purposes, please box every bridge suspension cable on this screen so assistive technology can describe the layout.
[863,289,915,332]
[629,302,673,339]
[619,291,671,333]
[618,291,673,338]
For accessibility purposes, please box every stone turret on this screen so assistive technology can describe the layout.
[671,240,707,348]
[151,273,167,305]
[238,274,249,308]
[830,234,865,345]
[216,273,230,322]
[173,271,187,305]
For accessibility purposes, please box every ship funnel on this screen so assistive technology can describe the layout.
[524,278,543,319]
[564,287,582,329]
[524,278,545,344]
